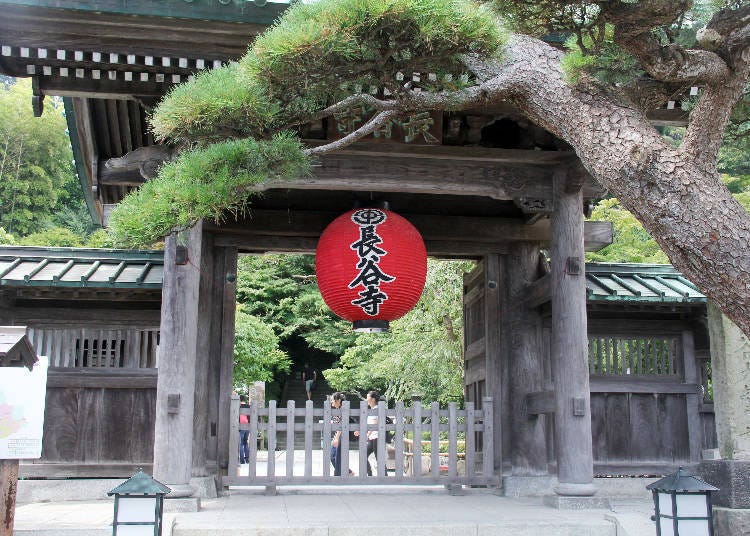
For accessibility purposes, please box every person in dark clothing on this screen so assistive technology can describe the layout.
[302,362,317,401]
[329,392,345,476]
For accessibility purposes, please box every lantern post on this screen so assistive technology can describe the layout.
[108,469,171,536]
[647,467,718,536]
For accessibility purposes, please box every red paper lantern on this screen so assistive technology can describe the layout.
[316,208,427,332]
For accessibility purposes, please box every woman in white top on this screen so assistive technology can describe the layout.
[365,390,379,476]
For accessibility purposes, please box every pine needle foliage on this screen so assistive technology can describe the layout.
[107,134,310,247]
[243,0,505,107]
[561,28,641,86]
[111,0,507,247]
[150,63,279,144]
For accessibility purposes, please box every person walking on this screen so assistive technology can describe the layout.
[365,390,380,476]
[303,362,317,401]
[329,392,345,476]
[239,394,250,465]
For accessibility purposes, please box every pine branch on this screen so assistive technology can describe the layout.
[680,59,750,165]
[305,110,400,156]
[606,0,731,85]
[679,5,750,162]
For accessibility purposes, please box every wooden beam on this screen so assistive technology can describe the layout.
[205,210,612,251]
[32,73,172,99]
[308,141,576,165]
[524,273,551,308]
[99,147,604,200]
[647,108,690,127]
[505,243,548,472]
[152,226,203,495]
[46,368,157,389]
[550,167,595,496]
[589,378,701,394]
[213,234,509,258]
[19,463,153,479]
[526,390,556,416]
[0,4,272,59]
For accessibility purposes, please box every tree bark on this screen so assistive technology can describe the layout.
[460,35,750,339]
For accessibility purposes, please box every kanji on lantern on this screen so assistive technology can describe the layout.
[315,208,428,332]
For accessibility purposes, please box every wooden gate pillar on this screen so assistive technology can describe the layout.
[153,224,203,497]
[550,168,596,496]
[504,243,548,475]
[213,247,238,477]
[192,232,216,479]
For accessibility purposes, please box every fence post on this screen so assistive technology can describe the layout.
[482,397,493,482]
[465,401,475,480]
[323,399,331,479]
[394,402,405,481]
[267,400,277,482]
[248,402,258,479]
[286,399,295,477]
[413,402,422,478]
[359,400,368,477]
[228,393,240,480]
[431,402,440,479]
[448,402,458,478]
[341,400,350,478]
[377,401,386,477]
[304,400,313,478]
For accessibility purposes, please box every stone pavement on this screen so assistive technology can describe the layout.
[12,489,658,536]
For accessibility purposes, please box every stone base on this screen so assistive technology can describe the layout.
[698,460,750,508]
[503,475,558,497]
[445,483,465,496]
[713,507,750,536]
[16,479,123,504]
[593,478,651,499]
[543,495,611,510]
[163,496,201,513]
[554,482,598,497]
[190,475,218,499]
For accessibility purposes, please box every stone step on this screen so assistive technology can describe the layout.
[13,495,635,536]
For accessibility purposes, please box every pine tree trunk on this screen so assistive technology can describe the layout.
[472,36,750,336]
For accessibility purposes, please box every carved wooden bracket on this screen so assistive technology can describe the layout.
[103,145,175,181]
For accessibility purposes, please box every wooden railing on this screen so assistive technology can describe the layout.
[224,396,496,490]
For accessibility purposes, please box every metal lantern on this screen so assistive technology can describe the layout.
[108,469,171,536]
[316,207,427,332]
[647,467,718,536]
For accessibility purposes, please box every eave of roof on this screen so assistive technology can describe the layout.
[0,246,164,289]
[0,0,291,25]
[585,262,705,304]
[0,247,707,305]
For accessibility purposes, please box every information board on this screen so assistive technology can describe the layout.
[0,356,48,459]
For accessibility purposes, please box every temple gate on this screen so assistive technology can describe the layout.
[0,0,717,504]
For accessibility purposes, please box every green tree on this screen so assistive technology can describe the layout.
[236,254,344,336]
[108,0,750,338]
[233,309,292,388]
[0,227,15,245]
[323,260,471,404]
[0,79,76,235]
[18,227,83,247]
[586,199,669,264]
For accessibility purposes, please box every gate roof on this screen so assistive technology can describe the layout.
[0,246,163,289]
[586,263,705,303]
[0,246,706,304]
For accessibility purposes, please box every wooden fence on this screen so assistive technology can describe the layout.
[224,396,497,490]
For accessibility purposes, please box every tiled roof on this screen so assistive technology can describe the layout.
[0,247,707,304]
[585,263,705,303]
[0,246,163,289]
